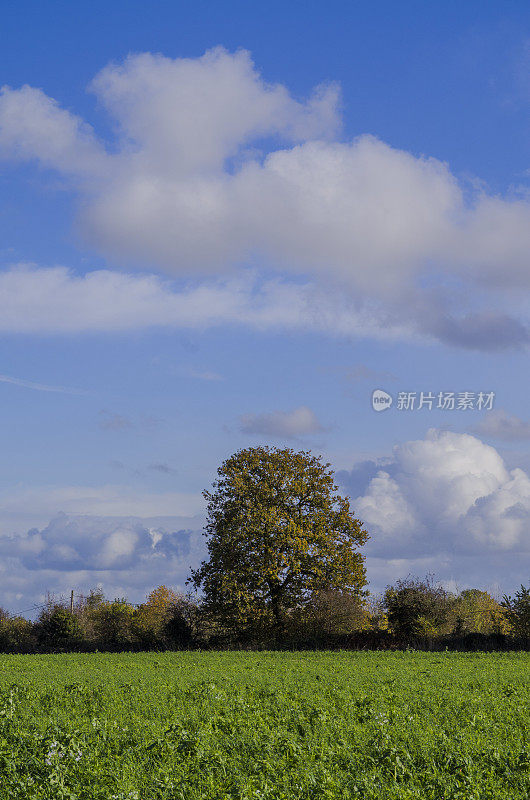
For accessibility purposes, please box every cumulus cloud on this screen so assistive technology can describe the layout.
[0,48,529,348]
[345,430,530,589]
[475,410,530,441]
[0,513,202,571]
[336,458,396,499]
[0,483,206,610]
[239,405,324,438]
[90,48,339,171]
[0,513,207,612]
[337,430,530,591]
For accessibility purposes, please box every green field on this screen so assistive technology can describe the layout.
[0,651,528,799]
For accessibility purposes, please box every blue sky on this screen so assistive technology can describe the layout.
[0,1,529,613]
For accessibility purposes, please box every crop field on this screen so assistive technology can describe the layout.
[0,651,528,799]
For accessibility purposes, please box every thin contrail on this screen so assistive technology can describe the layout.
[0,373,86,395]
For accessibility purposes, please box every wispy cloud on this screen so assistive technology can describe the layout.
[474,410,530,441]
[98,411,134,431]
[188,370,223,381]
[97,410,162,432]
[148,462,178,475]
[0,483,204,518]
[0,372,85,394]
[240,405,324,439]
[343,364,398,383]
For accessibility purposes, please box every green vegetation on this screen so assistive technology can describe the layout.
[0,651,528,799]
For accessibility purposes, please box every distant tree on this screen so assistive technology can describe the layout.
[164,595,197,648]
[384,575,455,638]
[75,588,106,645]
[452,589,510,636]
[79,588,106,611]
[146,585,179,612]
[502,585,530,641]
[133,585,195,648]
[36,605,83,649]
[190,446,369,637]
[92,599,135,649]
[0,609,34,652]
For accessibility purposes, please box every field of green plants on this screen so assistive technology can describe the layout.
[0,651,528,799]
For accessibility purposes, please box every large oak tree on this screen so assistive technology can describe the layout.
[190,446,369,634]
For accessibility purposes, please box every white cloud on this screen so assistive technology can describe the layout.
[89,48,339,174]
[0,84,106,177]
[239,405,324,438]
[353,471,417,542]
[0,513,204,571]
[82,134,462,291]
[342,430,530,592]
[236,137,461,293]
[352,430,530,559]
[463,467,530,550]
[0,48,529,348]
[0,264,412,340]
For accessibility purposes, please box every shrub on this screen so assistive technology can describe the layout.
[132,586,197,649]
[502,584,530,641]
[0,611,34,652]
[384,575,455,638]
[36,605,83,650]
[91,599,136,649]
[287,590,370,646]
[74,588,106,646]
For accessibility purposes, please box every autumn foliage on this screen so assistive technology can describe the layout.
[190,446,369,639]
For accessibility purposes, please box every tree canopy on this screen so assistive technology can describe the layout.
[189,446,369,635]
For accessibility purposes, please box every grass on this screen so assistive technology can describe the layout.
[0,650,528,799]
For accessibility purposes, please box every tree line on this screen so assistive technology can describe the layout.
[1,446,529,652]
[0,577,529,653]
